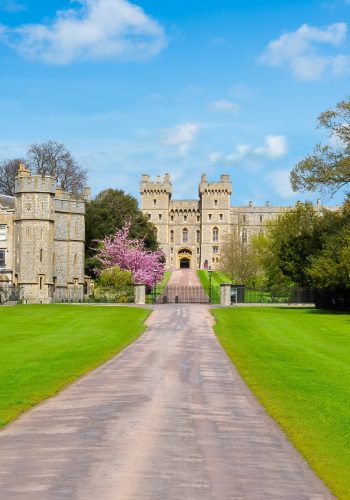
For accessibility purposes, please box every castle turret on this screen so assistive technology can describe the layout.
[140,174,172,259]
[15,166,56,303]
[199,174,232,270]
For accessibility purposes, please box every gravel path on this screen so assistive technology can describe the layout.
[0,305,332,499]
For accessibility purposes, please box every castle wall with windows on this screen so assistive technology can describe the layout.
[0,165,88,303]
[140,173,295,271]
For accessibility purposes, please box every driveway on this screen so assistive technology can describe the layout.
[0,305,332,499]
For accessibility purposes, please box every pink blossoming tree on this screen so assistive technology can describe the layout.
[96,224,165,287]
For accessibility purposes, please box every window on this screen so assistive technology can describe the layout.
[40,249,43,262]
[184,215,187,222]
[153,199,157,206]
[159,213,162,221]
[0,225,7,241]
[213,227,219,242]
[220,214,223,221]
[260,215,263,223]
[214,200,218,206]
[208,214,212,221]
[0,249,5,267]
[148,213,151,220]
[197,215,200,222]
[39,276,43,290]
[170,247,174,255]
[170,230,174,243]
[213,246,218,254]
[242,228,247,244]
[196,229,200,243]
[197,247,200,255]
[182,228,188,243]
[242,215,246,223]
[171,215,174,222]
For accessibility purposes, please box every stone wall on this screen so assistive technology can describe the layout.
[0,165,87,304]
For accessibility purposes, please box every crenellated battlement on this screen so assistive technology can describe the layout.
[140,173,172,197]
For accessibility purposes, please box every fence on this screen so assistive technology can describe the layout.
[238,286,314,304]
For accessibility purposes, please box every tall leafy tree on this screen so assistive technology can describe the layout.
[291,98,350,196]
[85,188,158,275]
[257,203,335,287]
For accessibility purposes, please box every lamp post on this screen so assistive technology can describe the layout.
[208,267,212,304]
[153,270,157,304]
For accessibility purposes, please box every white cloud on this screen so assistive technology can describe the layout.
[0,0,26,13]
[260,22,348,80]
[332,54,350,75]
[162,123,200,155]
[0,0,166,64]
[210,135,288,164]
[266,170,295,199]
[211,100,240,113]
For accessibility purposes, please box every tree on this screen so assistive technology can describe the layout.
[0,158,25,196]
[291,98,350,196]
[219,227,259,284]
[0,141,87,196]
[306,202,350,290]
[96,223,164,287]
[85,188,158,260]
[27,141,87,194]
[255,203,340,287]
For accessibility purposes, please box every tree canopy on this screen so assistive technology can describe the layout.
[290,98,350,196]
[85,188,158,276]
[253,202,350,290]
[0,141,87,196]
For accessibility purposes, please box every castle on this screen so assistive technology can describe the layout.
[0,165,89,303]
[140,173,320,271]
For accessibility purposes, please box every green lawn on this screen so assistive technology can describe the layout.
[212,307,350,499]
[0,305,150,428]
[197,270,231,303]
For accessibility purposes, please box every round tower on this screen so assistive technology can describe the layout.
[15,165,56,303]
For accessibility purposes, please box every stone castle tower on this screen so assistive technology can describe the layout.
[0,165,87,303]
[141,173,291,271]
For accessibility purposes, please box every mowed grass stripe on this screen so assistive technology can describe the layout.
[0,305,150,428]
[212,307,350,500]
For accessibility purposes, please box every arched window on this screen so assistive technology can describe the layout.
[40,249,43,262]
[242,228,247,244]
[213,227,219,242]
[182,228,188,243]
[196,229,200,243]
[170,230,174,243]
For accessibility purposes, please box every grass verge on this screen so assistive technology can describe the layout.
[0,304,150,428]
[212,307,350,500]
[197,270,231,303]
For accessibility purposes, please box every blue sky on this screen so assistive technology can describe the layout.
[0,0,349,206]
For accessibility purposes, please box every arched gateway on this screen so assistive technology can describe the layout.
[177,248,192,269]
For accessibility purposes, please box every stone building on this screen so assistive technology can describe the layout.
[140,173,302,270]
[0,165,88,303]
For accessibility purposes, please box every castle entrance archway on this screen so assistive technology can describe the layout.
[177,248,192,269]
